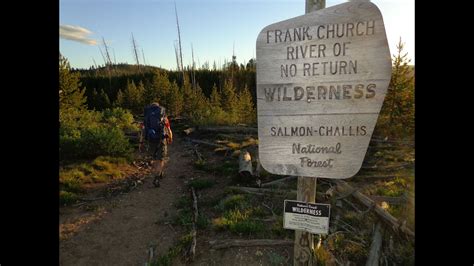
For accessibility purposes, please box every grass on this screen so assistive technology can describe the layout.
[212,194,272,235]
[173,195,210,229]
[59,190,79,205]
[194,158,238,176]
[270,217,293,238]
[188,178,216,190]
[152,233,193,266]
[215,194,248,211]
[267,251,286,266]
[325,232,368,265]
[314,245,336,266]
[213,208,265,234]
[59,156,130,206]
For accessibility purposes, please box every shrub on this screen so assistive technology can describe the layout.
[61,126,132,160]
[59,190,78,205]
[188,179,215,190]
[101,107,138,132]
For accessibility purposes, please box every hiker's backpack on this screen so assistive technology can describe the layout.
[144,104,166,143]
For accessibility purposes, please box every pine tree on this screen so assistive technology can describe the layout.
[220,78,238,123]
[90,88,99,110]
[188,83,210,124]
[181,76,194,116]
[99,89,111,109]
[115,89,124,107]
[153,71,171,106]
[59,55,87,117]
[123,80,143,114]
[237,85,256,125]
[378,37,414,138]
[136,81,145,108]
[209,83,221,109]
[167,81,184,117]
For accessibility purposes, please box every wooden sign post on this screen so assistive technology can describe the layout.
[255,0,391,264]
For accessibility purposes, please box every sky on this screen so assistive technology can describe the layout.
[59,0,414,70]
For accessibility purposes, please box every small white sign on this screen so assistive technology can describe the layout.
[283,200,330,235]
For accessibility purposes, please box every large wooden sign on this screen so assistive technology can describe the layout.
[256,1,391,179]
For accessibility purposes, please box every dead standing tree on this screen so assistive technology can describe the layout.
[174,2,185,84]
[191,43,197,90]
[141,48,147,66]
[131,33,141,74]
[100,37,113,89]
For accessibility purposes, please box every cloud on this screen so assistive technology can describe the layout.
[60,25,97,45]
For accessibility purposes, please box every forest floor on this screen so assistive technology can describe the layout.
[59,120,415,266]
[59,125,283,265]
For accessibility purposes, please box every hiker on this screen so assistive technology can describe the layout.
[142,102,173,187]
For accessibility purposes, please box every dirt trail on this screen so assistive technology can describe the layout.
[60,136,193,266]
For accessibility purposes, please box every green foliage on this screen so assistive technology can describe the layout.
[98,89,111,109]
[236,85,256,125]
[188,179,216,190]
[114,89,125,107]
[220,79,239,123]
[148,70,171,106]
[101,107,138,132]
[59,190,78,205]
[166,81,184,116]
[216,194,248,211]
[74,57,259,127]
[122,80,144,114]
[376,38,414,139]
[194,159,237,176]
[59,55,87,118]
[59,156,129,205]
[375,178,408,197]
[326,232,368,264]
[270,217,290,237]
[196,214,210,229]
[213,194,266,235]
[267,251,286,266]
[59,169,84,193]
[61,123,132,160]
[151,233,194,266]
[60,82,135,160]
[187,84,212,125]
[209,83,221,108]
[213,208,264,234]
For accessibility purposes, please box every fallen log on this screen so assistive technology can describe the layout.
[239,149,253,177]
[361,163,413,170]
[148,247,154,264]
[193,147,204,162]
[260,176,297,187]
[209,239,293,250]
[189,187,198,261]
[369,195,407,205]
[366,223,383,266]
[189,139,231,152]
[325,186,336,199]
[354,175,397,179]
[77,197,105,202]
[183,127,195,135]
[227,186,325,199]
[331,180,414,238]
[197,126,257,134]
[228,186,295,195]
